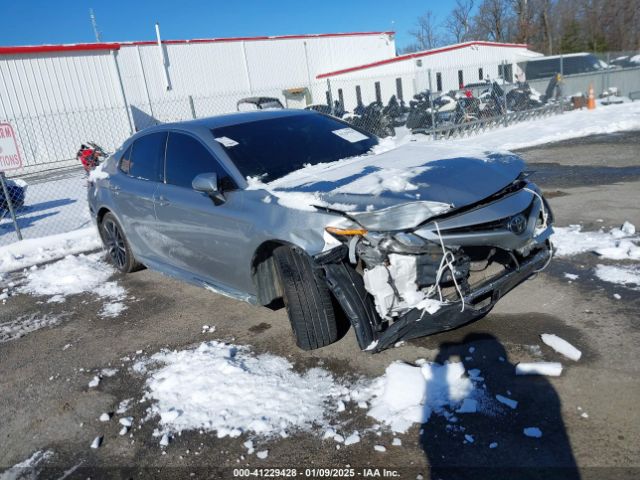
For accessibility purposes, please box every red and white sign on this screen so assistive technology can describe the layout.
[0,123,22,172]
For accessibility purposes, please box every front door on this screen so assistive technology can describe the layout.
[153,131,252,293]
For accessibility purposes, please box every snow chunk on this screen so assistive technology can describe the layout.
[495,394,518,409]
[392,438,402,446]
[119,417,133,427]
[367,360,478,433]
[374,445,387,452]
[563,273,579,281]
[88,163,109,182]
[90,436,103,449]
[256,450,269,459]
[88,376,101,388]
[540,334,582,361]
[516,362,563,376]
[344,432,361,445]
[489,442,498,449]
[99,413,111,422]
[464,434,475,443]
[142,341,343,438]
[595,264,640,290]
[523,427,542,438]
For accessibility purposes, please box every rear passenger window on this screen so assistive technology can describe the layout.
[120,132,166,181]
[165,132,234,190]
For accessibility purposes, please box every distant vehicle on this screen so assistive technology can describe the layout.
[236,97,284,111]
[609,55,640,69]
[521,53,606,80]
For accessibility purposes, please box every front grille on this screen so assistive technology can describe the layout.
[441,200,534,235]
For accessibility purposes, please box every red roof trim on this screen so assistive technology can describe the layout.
[0,43,121,56]
[0,31,394,55]
[317,41,529,78]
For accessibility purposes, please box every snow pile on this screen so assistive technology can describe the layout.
[552,222,639,259]
[366,361,484,433]
[0,227,101,273]
[142,341,345,439]
[445,100,640,151]
[17,253,127,316]
[0,313,62,343]
[594,264,640,290]
[0,450,53,480]
[540,334,582,361]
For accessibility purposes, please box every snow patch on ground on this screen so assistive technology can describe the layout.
[17,253,127,316]
[552,222,639,259]
[141,341,346,439]
[0,313,63,343]
[594,264,640,290]
[0,450,53,480]
[0,227,101,273]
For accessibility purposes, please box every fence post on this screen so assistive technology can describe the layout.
[427,69,437,140]
[326,78,334,115]
[0,171,22,241]
[188,95,197,119]
[502,61,508,127]
[559,54,565,114]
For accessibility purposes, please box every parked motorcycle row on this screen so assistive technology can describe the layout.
[326,76,565,138]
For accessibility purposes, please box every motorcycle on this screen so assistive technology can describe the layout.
[506,81,544,111]
[383,95,410,127]
[344,101,396,138]
[77,142,108,173]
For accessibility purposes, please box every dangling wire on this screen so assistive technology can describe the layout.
[432,221,466,313]
[524,187,548,229]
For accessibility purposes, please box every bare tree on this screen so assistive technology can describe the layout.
[444,0,476,43]
[473,0,511,41]
[512,0,536,43]
[409,10,444,50]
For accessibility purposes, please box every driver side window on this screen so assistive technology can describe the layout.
[164,132,234,190]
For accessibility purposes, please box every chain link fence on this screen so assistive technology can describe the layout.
[1,50,639,246]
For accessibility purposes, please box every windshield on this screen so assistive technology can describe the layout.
[211,113,378,183]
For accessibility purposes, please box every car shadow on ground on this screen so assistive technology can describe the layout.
[421,333,580,480]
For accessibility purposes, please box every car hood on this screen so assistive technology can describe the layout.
[258,143,524,229]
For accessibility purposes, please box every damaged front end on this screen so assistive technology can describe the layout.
[315,179,554,353]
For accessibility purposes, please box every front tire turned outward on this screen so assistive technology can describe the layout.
[272,246,339,350]
[99,212,141,274]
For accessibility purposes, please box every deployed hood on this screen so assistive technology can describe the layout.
[252,143,525,229]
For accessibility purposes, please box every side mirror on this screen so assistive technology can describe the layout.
[192,172,225,205]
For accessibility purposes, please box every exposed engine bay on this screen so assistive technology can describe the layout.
[317,180,554,352]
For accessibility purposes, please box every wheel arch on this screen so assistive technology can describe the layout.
[250,239,302,307]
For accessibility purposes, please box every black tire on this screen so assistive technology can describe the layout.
[272,246,339,350]
[99,212,141,273]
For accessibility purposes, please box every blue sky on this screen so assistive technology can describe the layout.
[0,0,456,50]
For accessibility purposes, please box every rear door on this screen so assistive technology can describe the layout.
[108,131,167,261]
[153,131,251,292]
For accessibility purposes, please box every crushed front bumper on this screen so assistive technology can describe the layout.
[320,244,552,353]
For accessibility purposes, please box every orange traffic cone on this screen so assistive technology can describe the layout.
[587,83,596,110]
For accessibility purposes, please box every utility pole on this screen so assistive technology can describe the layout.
[89,8,102,42]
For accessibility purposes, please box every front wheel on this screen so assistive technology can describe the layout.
[99,212,141,273]
[272,246,339,350]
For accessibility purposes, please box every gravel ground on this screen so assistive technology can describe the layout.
[1,131,639,480]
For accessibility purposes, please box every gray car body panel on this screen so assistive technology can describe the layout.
[88,110,546,308]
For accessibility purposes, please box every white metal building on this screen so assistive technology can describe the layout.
[318,41,543,111]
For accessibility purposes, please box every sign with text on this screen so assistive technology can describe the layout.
[0,123,22,171]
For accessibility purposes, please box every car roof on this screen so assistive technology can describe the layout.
[137,109,315,136]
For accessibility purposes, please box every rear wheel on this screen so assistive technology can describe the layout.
[273,246,339,350]
[99,212,141,273]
